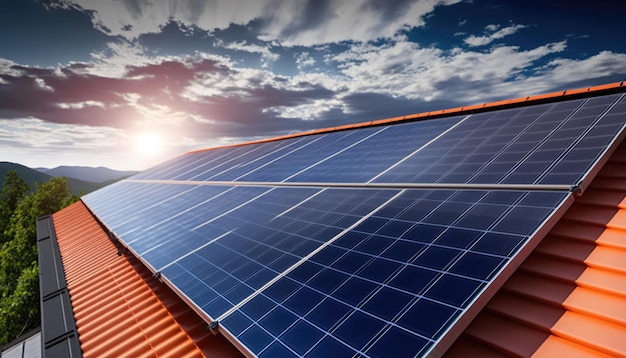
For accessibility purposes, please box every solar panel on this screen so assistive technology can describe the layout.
[134,114,465,183]
[81,90,626,357]
[373,93,625,185]
[213,189,569,357]
[83,185,570,356]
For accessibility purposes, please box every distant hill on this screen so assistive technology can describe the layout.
[0,162,106,195]
[38,166,138,183]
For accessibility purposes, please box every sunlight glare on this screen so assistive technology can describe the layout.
[135,132,163,157]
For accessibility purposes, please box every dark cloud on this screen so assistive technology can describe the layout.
[363,0,415,22]
[278,0,335,39]
[340,92,453,121]
[120,0,150,19]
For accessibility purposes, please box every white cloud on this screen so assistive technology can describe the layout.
[259,0,462,46]
[215,40,280,67]
[57,101,106,109]
[66,41,155,78]
[295,52,316,71]
[265,98,345,120]
[330,38,572,101]
[536,51,626,85]
[62,0,462,45]
[464,24,527,47]
[0,58,23,81]
[485,24,500,32]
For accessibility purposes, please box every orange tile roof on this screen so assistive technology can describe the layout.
[52,201,243,358]
[444,140,626,357]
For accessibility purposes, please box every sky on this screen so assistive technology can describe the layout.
[1,0,625,170]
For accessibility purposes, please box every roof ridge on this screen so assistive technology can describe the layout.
[187,81,625,155]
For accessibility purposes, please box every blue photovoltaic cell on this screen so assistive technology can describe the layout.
[131,145,252,180]
[221,189,569,357]
[285,116,461,183]
[188,136,316,182]
[180,138,309,181]
[374,94,625,185]
[237,126,385,182]
[84,184,399,319]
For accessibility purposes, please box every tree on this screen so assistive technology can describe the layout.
[0,171,29,245]
[0,175,78,346]
[0,264,38,345]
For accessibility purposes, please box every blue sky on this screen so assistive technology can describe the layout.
[1,0,625,170]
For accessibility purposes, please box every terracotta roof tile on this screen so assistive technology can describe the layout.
[52,201,242,358]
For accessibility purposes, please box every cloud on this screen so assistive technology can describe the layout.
[1,26,626,170]
[60,0,462,45]
[464,24,528,47]
[0,117,143,169]
[259,0,463,46]
[295,52,316,71]
[215,40,280,67]
[330,38,575,102]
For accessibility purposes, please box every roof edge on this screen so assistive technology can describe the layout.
[36,215,82,358]
[187,81,625,154]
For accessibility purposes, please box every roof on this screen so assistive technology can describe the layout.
[48,201,242,357]
[444,140,626,357]
[39,82,626,357]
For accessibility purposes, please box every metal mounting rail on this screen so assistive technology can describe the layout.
[125,179,574,192]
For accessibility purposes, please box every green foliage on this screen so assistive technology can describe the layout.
[0,264,39,345]
[0,171,29,244]
[0,174,79,346]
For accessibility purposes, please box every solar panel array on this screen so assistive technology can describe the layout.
[83,92,626,357]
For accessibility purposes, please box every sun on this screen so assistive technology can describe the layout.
[135,132,163,157]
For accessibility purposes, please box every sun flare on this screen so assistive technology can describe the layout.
[135,132,163,157]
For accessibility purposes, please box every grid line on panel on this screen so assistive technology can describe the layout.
[230,136,325,182]
[367,115,472,183]
[532,93,625,184]
[219,189,571,357]
[491,95,612,185]
[142,187,238,232]
[192,188,276,231]
[274,189,328,219]
[459,101,576,184]
[149,146,248,181]
[198,137,312,182]
[115,185,202,238]
[433,104,556,184]
[185,144,269,181]
[281,127,389,182]
[365,95,626,186]
[158,231,232,272]
[215,190,407,322]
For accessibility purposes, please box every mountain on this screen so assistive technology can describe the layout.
[38,166,138,183]
[0,162,104,195]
